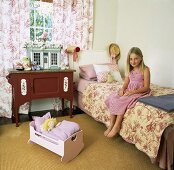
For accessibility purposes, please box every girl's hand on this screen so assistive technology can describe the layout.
[124,91,134,96]
[118,89,124,96]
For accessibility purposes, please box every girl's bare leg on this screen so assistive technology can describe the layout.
[104,115,116,136]
[107,114,124,138]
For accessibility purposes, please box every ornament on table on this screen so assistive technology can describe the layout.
[22,56,31,71]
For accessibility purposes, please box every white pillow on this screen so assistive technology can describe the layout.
[93,64,123,82]
[93,64,110,74]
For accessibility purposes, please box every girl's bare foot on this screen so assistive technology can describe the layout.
[104,125,114,136]
[107,127,120,138]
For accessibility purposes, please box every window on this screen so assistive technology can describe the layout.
[30,0,53,42]
[51,53,58,66]
[33,53,41,65]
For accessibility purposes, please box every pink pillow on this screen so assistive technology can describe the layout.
[79,64,96,79]
[107,64,119,72]
[97,71,109,83]
[93,63,122,82]
[32,112,51,132]
[79,72,97,81]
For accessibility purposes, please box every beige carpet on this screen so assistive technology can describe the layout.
[0,114,160,170]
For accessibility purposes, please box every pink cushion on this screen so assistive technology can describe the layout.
[97,71,109,83]
[79,72,97,81]
[93,63,122,82]
[107,64,119,71]
[32,112,51,132]
[79,64,96,79]
[79,63,122,82]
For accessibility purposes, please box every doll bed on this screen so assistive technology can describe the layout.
[77,78,174,170]
[28,121,84,163]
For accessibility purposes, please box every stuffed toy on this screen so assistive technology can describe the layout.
[31,61,40,71]
[107,73,114,83]
[14,61,24,70]
[22,56,31,71]
[41,118,57,132]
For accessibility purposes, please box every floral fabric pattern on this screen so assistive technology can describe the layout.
[0,0,30,118]
[52,0,93,50]
[97,71,109,83]
[52,0,93,110]
[82,82,174,158]
[0,0,94,117]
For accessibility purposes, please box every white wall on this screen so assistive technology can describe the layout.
[116,0,174,88]
[93,0,118,50]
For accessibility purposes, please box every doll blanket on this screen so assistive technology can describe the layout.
[41,120,80,141]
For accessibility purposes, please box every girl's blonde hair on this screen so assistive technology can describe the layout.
[126,47,147,75]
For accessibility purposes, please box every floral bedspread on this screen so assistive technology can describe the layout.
[82,82,174,158]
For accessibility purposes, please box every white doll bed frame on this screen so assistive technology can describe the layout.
[28,121,84,162]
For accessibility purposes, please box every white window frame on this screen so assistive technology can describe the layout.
[30,0,53,42]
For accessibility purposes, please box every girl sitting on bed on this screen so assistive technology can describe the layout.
[104,47,151,138]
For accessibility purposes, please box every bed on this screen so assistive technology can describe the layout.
[74,50,174,170]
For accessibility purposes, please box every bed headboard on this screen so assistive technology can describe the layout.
[77,50,110,65]
[70,50,110,82]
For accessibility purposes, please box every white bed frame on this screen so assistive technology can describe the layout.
[28,121,84,162]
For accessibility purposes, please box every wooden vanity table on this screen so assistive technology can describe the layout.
[6,69,75,127]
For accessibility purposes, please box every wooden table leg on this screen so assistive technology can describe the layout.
[69,100,73,118]
[13,105,19,127]
[62,98,64,115]
[11,91,16,124]
[62,98,64,110]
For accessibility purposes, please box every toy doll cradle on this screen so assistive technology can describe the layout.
[28,121,84,162]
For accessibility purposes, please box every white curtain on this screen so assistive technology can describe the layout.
[0,0,30,118]
[0,0,93,117]
[52,0,93,110]
[52,0,93,50]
